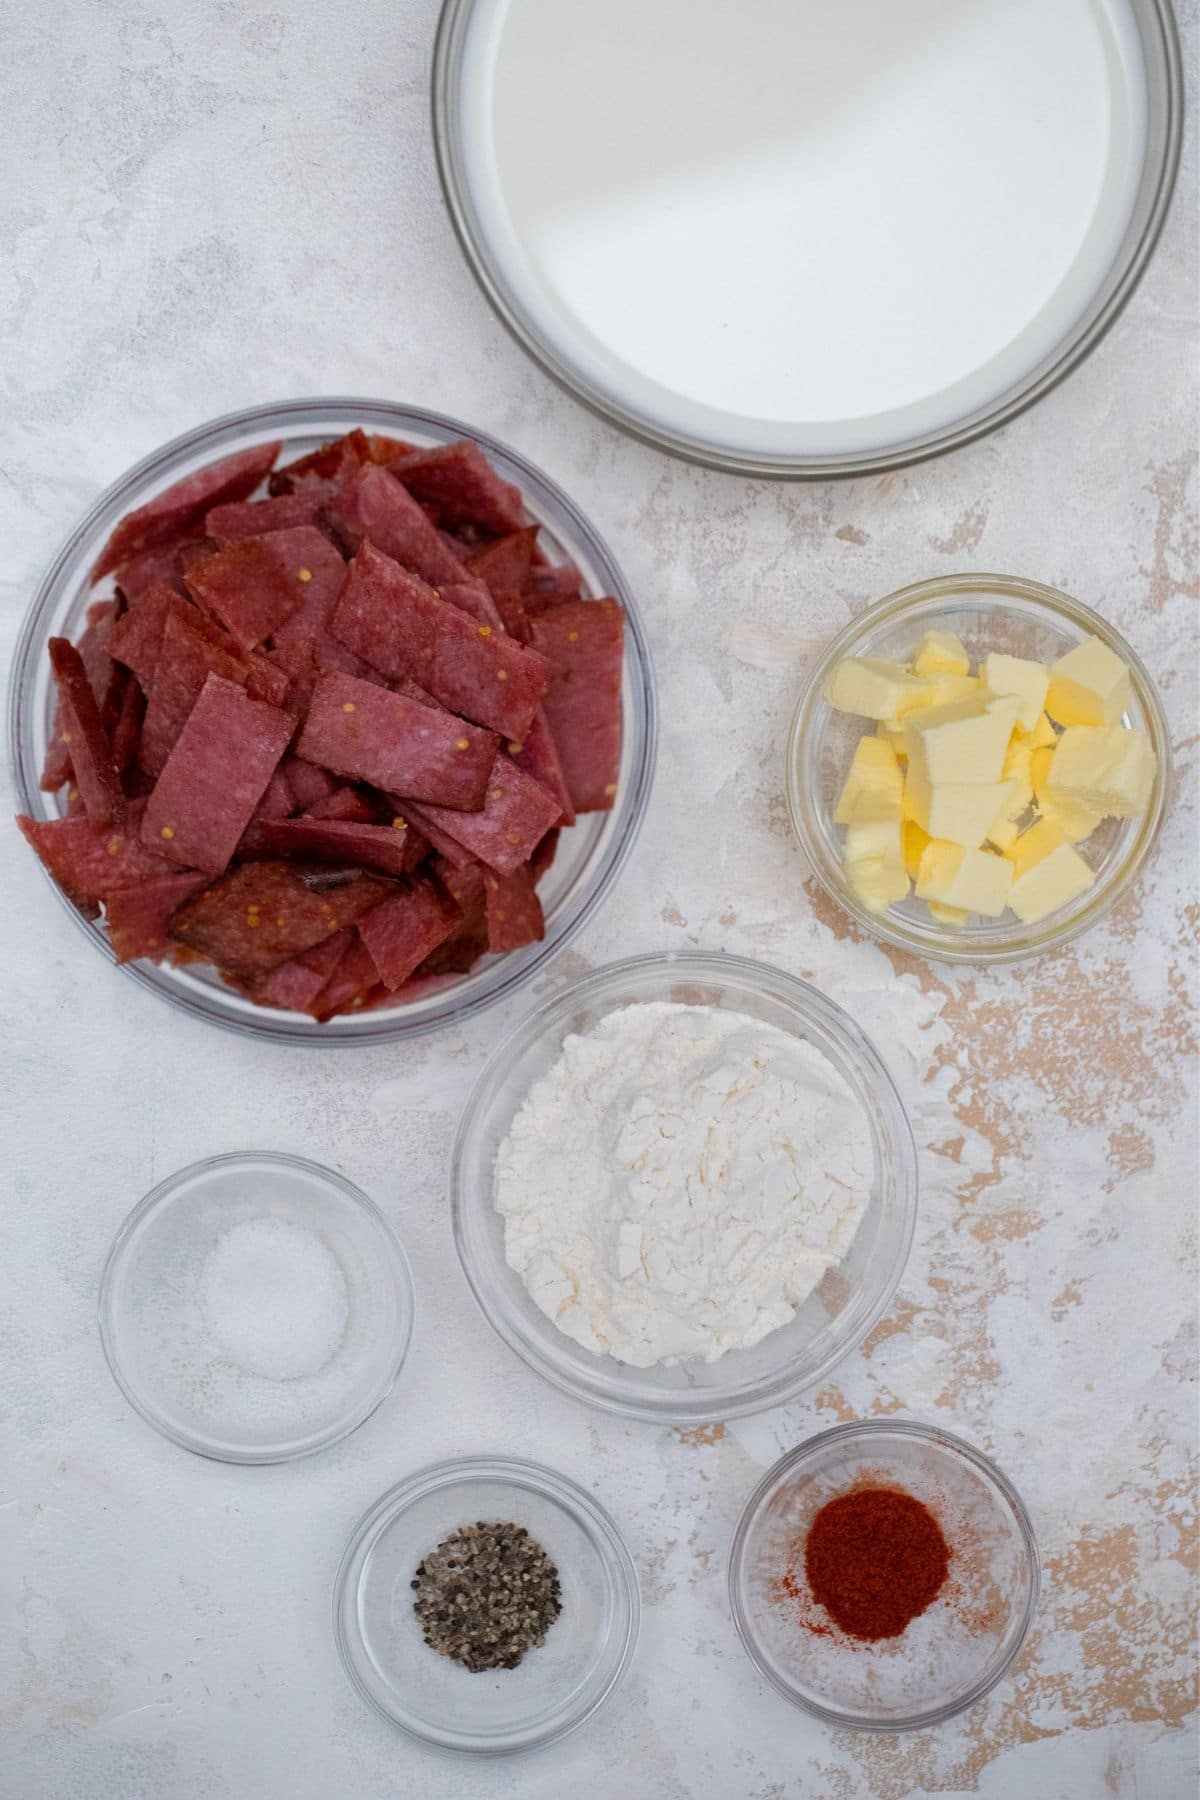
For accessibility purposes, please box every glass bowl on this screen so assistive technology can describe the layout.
[787,573,1171,965]
[333,1454,640,1755]
[433,0,1181,478]
[98,1151,415,1463]
[451,951,917,1424]
[9,397,657,1044]
[728,1420,1040,1731]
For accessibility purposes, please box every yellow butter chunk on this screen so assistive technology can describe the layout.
[916,842,1013,916]
[988,815,1019,852]
[834,737,904,824]
[1006,820,1095,923]
[903,693,1021,786]
[905,770,1016,847]
[1047,724,1157,819]
[824,657,932,721]
[1029,745,1102,842]
[1013,710,1058,750]
[844,807,909,912]
[1045,636,1133,727]
[921,672,981,708]
[983,652,1050,732]
[913,629,970,676]
[1000,738,1034,815]
[927,900,970,927]
[903,819,931,880]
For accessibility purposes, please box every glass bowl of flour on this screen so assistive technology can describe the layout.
[99,1152,415,1461]
[451,952,917,1423]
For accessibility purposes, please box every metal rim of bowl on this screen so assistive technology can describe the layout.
[727,1417,1042,1732]
[331,1452,642,1755]
[97,1149,416,1464]
[450,949,919,1424]
[9,396,659,1046]
[786,571,1173,966]
[431,0,1183,479]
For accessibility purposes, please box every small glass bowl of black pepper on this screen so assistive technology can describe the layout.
[333,1455,640,1755]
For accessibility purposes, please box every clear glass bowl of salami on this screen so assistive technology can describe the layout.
[728,1421,1040,1730]
[9,399,657,1042]
[451,951,918,1424]
[786,574,1170,965]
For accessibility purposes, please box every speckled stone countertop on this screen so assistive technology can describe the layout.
[2,3,1197,1796]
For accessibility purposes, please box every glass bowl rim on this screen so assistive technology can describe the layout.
[9,395,658,1046]
[727,1416,1042,1733]
[450,948,919,1423]
[331,1451,642,1756]
[431,0,1183,479]
[786,570,1173,966]
[97,1148,416,1464]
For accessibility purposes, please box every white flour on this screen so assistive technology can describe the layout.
[495,1002,873,1367]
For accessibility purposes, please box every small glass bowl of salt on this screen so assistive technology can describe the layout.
[99,1152,415,1462]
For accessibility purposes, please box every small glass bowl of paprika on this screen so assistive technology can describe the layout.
[727,1419,1040,1731]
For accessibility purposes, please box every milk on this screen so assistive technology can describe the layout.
[458,0,1148,457]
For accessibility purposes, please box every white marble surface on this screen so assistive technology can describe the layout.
[2,3,1197,1796]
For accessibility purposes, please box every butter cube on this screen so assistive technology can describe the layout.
[921,672,982,708]
[1013,711,1058,750]
[913,630,970,676]
[903,819,931,880]
[834,736,904,823]
[844,806,909,912]
[928,901,970,928]
[825,657,932,721]
[1006,821,1095,923]
[1047,724,1157,819]
[983,653,1050,732]
[1045,636,1133,727]
[905,770,1016,847]
[988,815,1019,853]
[904,694,1021,785]
[916,842,1013,916]
[1000,738,1034,815]
[1029,745,1102,842]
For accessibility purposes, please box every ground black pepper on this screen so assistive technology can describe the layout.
[411,1520,562,1672]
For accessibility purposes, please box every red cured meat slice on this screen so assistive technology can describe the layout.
[529,599,624,813]
[111,538,194,604]
[253,527,349,652]
[42,602,122,791]
[296,669,498,810]
[93,441,280,581]
[327,463,469,588]
[170,862,392,979]
[357,879,461,990]
[310,935,381,1018]
[387,799,474,870]
[417,858,488,973]
[366,434,418,465]
[468,527,538,598]
[435,579,504,631]
[511,706,575,826]
[17,807,175,913]
[245,653,291,707]
[142,675,295,875]
[268,430,370,499]
[111,680,145,776]
[484,864,544,953]
[48,637,124,828]
[109,585,195,691]
[280,755,338,811]
[184,537,307,652]
[491,588,532,644]
[257,817,414,877]
[139,609,248,777]
[206,493,321,542]
[306,786,375,823]
[399,759,562,877]
[105,872,209,963]
[254,766,295,822]
[252,929,353,1014]
[331,543,550,741]
[393,441,526,536]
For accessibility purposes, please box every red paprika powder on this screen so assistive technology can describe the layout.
[800,1485,950,1641]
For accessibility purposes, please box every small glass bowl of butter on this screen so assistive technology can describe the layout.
[786,574,1171,964]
